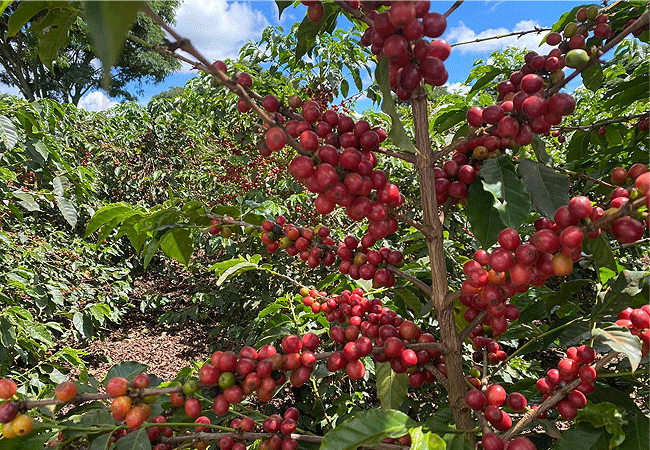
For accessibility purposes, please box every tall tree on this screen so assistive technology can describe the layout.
[0,1,181,105]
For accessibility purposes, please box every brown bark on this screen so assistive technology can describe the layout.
[410,85,473,432]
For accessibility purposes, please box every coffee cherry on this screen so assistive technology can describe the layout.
[0,380,17,400]
[507,392,527,411]
[465,389,487,410]
[486,384,507,406]
[55,381,78,402]
[0,401,18,424]
[10,414,33,436]
[106,377,129,397]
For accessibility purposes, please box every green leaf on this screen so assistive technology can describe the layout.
[445,434,474,450]
[159,227,193,266]
[103,362,148,384]
[592,271,648,324]
[12,191,40,211]
[517,158,569,218]
[216,261,259,286]
[376,362,408,410]
[531,133,551,165]
[557,423,611,450]
[141,238,160,269]
[466,66,502,100]
[113,427,151,450]
[83,1,144,83]
[29,6,79,70]
[375,57,417,154]
[566,129,592,163]
[433,109,465,133]
[575,402,627,449]
[294,3,338,60]
[583,233,617,273]
[0,115,18,149]
[466,176,506,248]
[582,63,604,91]
[408,427,446,450]
[72,312,93,339]
[89,433,112,450]
[0,0,9,14]
[592,325,642,371]
[275,0,293,20]
[85,203,135,237]
[480,156,531,230]
[52,176,70,197]
[7,1,47,36]
[619,412,650,450]
[340,78,349,98]
[320,409,417,450]
[55,196,78,228]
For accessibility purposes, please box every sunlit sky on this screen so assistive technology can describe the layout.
[1,1,591,111]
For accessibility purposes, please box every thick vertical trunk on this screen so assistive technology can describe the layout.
[410,85,473,432]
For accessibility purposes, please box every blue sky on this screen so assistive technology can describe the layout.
[2,1,592,110]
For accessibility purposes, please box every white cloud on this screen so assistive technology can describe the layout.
[174,1,271,72]
[78,91,119,112]
[445,20,553,55]
[445,82,470,95]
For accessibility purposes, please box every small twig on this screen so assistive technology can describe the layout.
[386,265,433,296]
[458,311,488,344]
[386,206,433,238]
[443,0,464,18]
[555,112,649,131]
[333,0,373,26]
[451,27,551,47]
[554,167,616,189]
[375,146,417,164]
[612,237,650,250]
[424,363,451,391]
[439,196,454,224]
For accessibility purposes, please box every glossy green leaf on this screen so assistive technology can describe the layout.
[55,196,78,228]
[480,156,531,230]
[103,361,148,384]
[12,191,40,211]
[466,175,506,248]
[582,63,604,92]
[320,409,417,450]
[466,66,502,100]
[141,238,160,269]
[52,176,70,197]
[216,260,259,286]
[89,433,112,450]
[275,0,292,20]
[408,427,446,450]
[576,402,626,449]
[583,233,617,273]
[83,1,144,82]
[72,312,93,339]
[113,427,151,450]
[375,57,417,154]
[294,3,338,61]
[566,129,592,163]
[85,203,136,237]
[592,325,642,371]
[557,423,610,450]
[0,114,18,149]
[531,133,551,165]
[376,362,408,410]
[7,1,47,36]
[433,109,465,133]
[517,158,569,218]
[619,411,650,450]
[445,434,474,450]
[592,271,648,324]
[159,227,193,266]
[29,6,79,70]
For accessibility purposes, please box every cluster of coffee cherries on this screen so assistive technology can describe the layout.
[303,288,445,387]
[336,236,402,286]
[535,345,598,420]
[0,378,32,439]
[433,150,479,205]
[608,164,650,235]
[355,0,451,98]
[465,384,532,442]
[256,408,301,450]
[616,305,650,356]
[461,176,649,343]
[260,216,337,267]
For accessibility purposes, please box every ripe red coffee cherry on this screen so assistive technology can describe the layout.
[486,384,507,406]
[611,167,629,185]
[106,377,129,397]
[508,437,536,450]
[465,389,487,410]
[576,345,596,364]
[482,433,505,450]
[630,309,650,329]
[0,401,18,424]
[346,360,366,380]
[185,398,202,418]
[498,228,521,251]
[55,381,78,402]
[507,392,527,411]
[612,217,644,244]
[568,196,592,219]
[557,399,578,419]
[484,405,502,424]
[263,94,280,113]
[467,106,484,127]
[558,358,580,381]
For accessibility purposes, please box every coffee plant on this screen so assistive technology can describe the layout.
[0,1,648,450]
